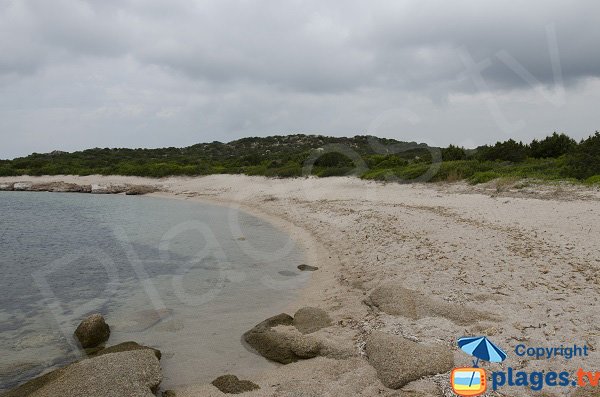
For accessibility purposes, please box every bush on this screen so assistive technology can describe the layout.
[529,132,576,159]
[368,154,408,169]
[0,166,18,176]
[317,167,355,177]
[470,171,501,184]
[565,132,600,179]
[584,175,600,185]
[430,160,494,182]
[264,163,302,177]
[313,152,353,167]
[442,145,467,161]
[476,139,528,162]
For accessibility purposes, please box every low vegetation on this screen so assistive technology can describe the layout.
[1,132,599,185]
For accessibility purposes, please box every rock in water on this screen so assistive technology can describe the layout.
[293,307,332,334]
[3,350,161,397]
[74,314,110,348]
[297,264,319,271]
[93,341,161,360]
[365,331,454,389]
[211,375,260,394]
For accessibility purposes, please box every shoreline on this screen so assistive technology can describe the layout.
[0,178,341,396]
[2,174,600,397]
[148,191,335,317]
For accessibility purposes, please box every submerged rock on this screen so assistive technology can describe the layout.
[365,331,454,389]
[93,341,161,360]
[211,375,260,394]
[3,350,161,397]
[117,308,172,332]
[293,307,332,334]
[74,314,110,349]
[278,270,298,277]
[297,264,319,272]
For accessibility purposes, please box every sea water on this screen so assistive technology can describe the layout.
[0,191,307,391]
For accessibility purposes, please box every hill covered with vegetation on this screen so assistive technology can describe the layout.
[1,132,599,184]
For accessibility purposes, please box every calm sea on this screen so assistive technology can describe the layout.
[0,191,307,391]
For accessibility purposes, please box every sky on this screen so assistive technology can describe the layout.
[1,0,599,159]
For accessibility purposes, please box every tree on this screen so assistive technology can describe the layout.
[476,139,527,162]
[565,132,600,179]
[529,132,576,158]
[442,145,467,161]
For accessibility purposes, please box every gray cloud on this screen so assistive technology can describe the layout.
[0,0,599,158]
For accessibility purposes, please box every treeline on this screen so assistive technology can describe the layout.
[0,135,431,179]
[434,132,599,181]
[1,132,599,184]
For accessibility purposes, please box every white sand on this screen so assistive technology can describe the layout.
[2,175,599,397]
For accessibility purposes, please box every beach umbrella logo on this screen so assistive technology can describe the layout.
[451,336,507,396]
[458,336,507,367]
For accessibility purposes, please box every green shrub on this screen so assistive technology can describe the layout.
[313,152,353,167]
[529,132,576,158]
[0,166,18,176]
[584,175,600,185]
[367,154,408,169]
[316,166,355,177]
[264,163,302,177]
[442,145,467,161]
[565,132,600,179]
[476,139,528,162]
[470,171,501,184]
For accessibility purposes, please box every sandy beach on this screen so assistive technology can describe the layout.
[1,175,599,397]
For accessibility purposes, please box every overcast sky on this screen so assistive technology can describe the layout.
[1,0,599,159]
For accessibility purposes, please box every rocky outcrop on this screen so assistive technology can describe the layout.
[27,182,91,193]
[13,182,33,191]
[211,375,260,394]
[1,181,156,195]
[243,314,321,364]
[365,331,454,389]
[91,184,127,194]
[125,185,156,195]
[74,314,110,349]
[293,307,332,334]
[3,350,161,397]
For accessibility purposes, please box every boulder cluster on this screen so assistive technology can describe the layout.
[243,307,332,364]
[5,314,162,397]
